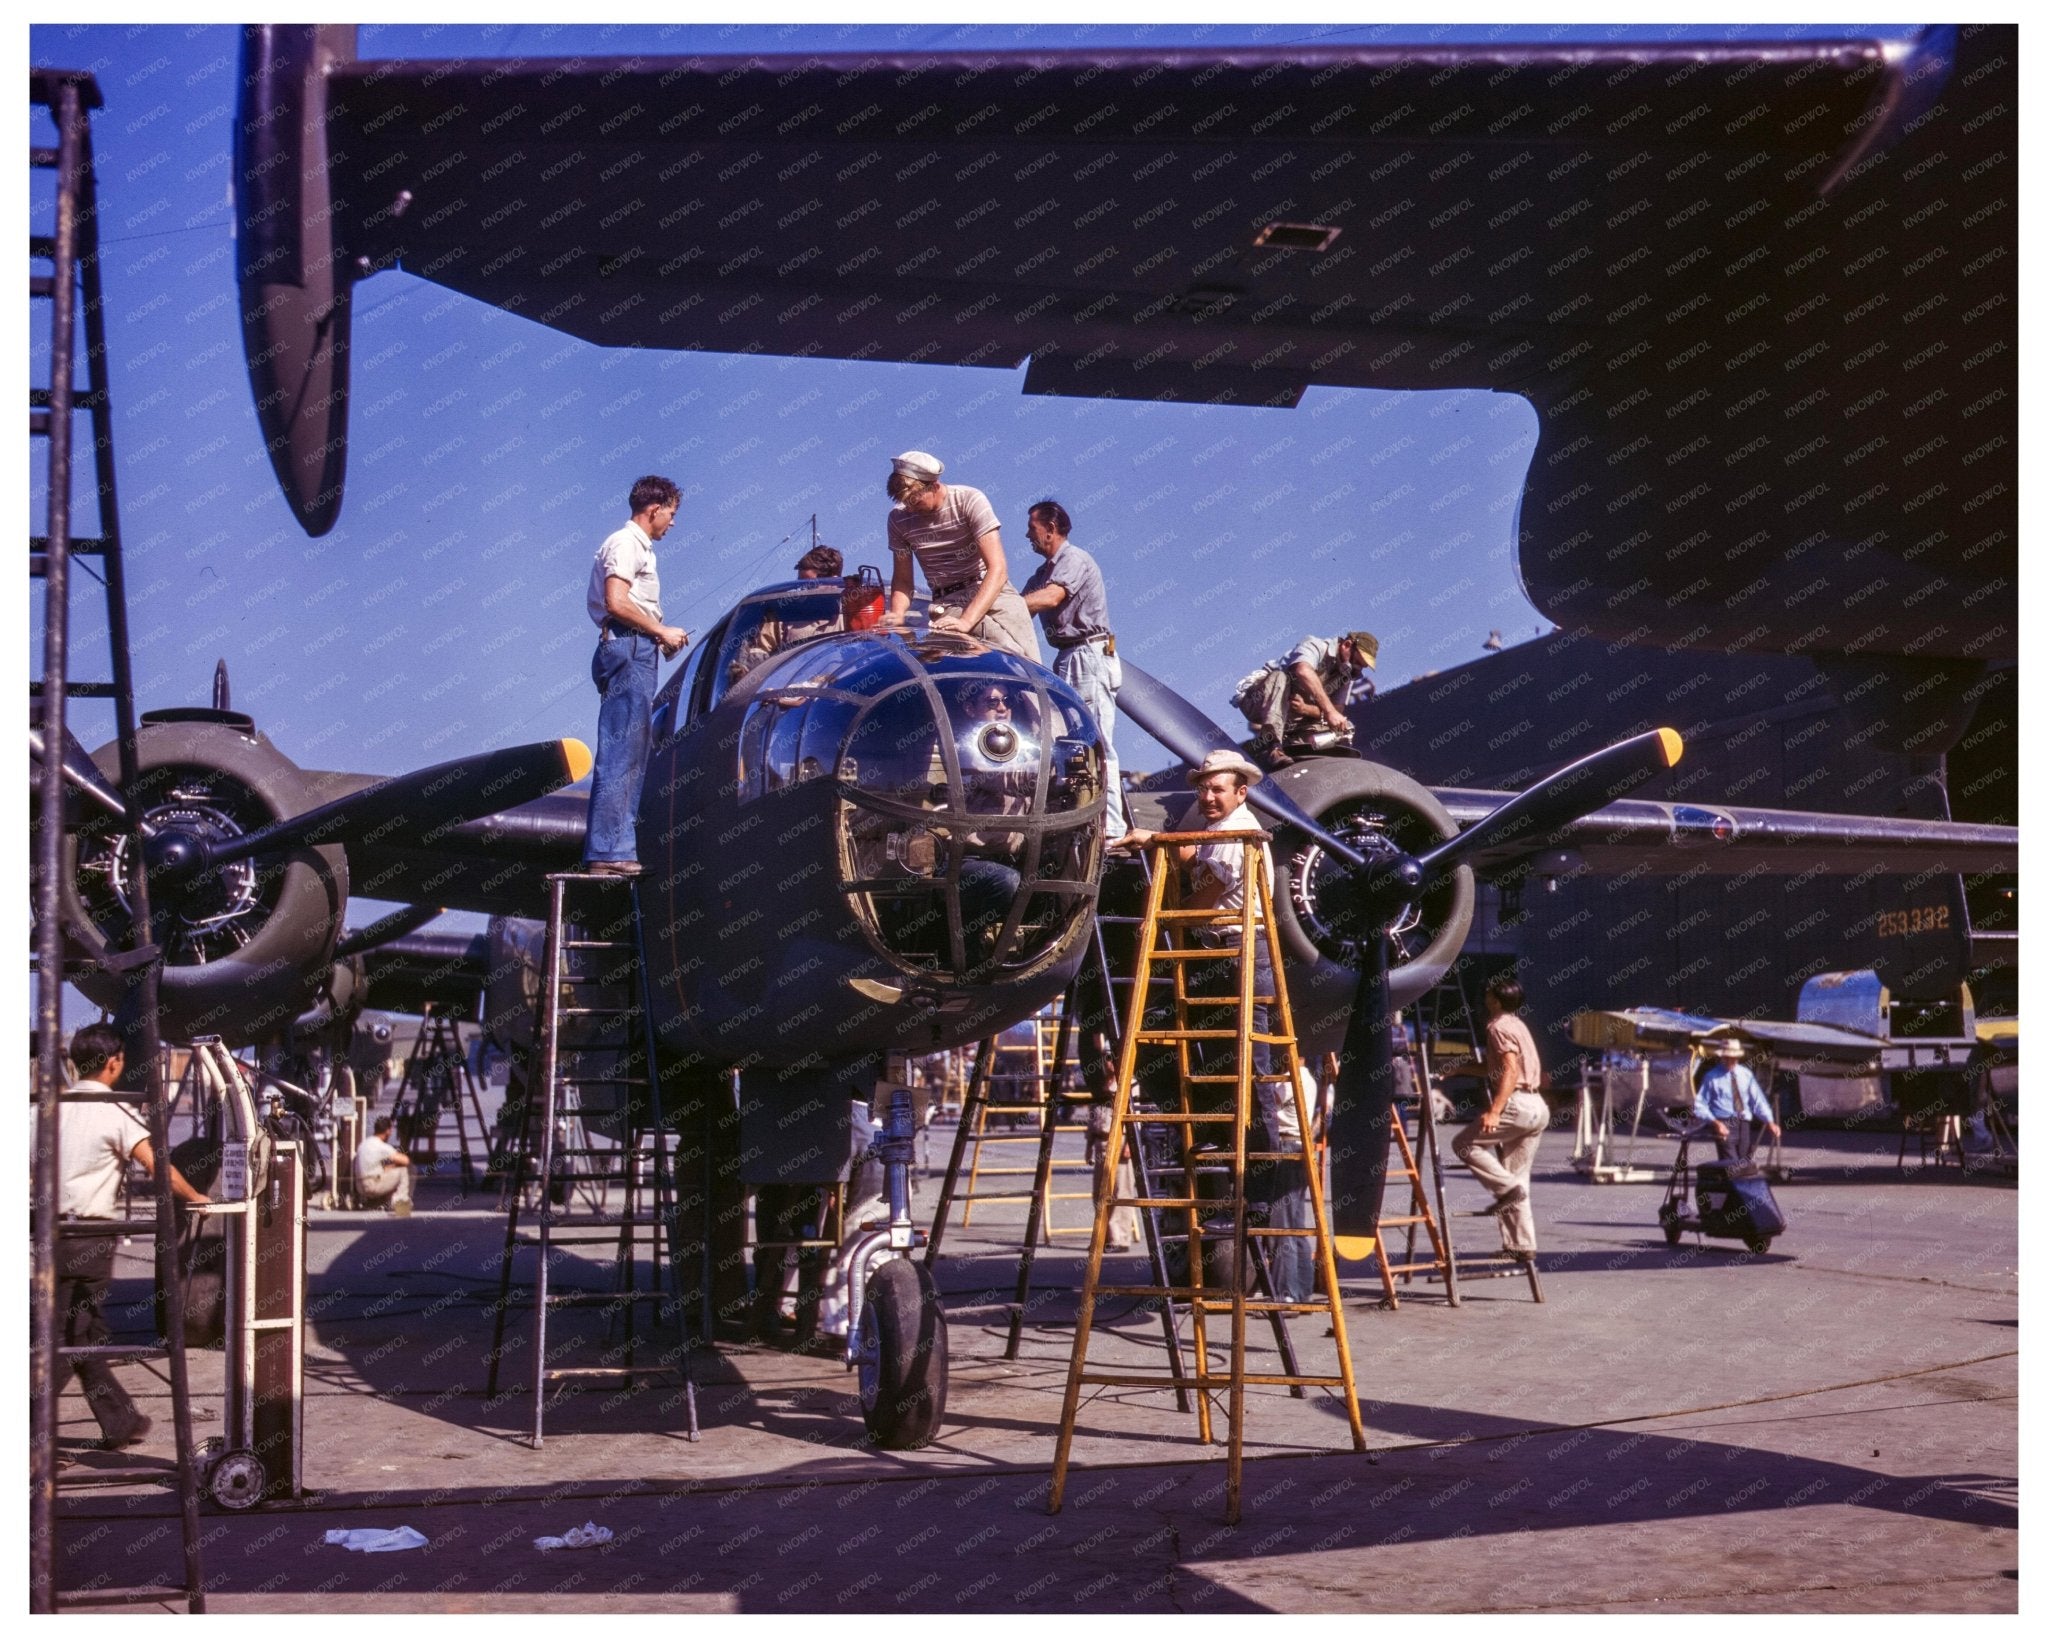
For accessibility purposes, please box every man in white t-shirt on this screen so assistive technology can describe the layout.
[583,474,691,876]
[882,450,1040,661]
[56,1024,209,1448]
[353,1115,413,1215]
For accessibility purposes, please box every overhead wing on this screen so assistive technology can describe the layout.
[244,27,2015,663]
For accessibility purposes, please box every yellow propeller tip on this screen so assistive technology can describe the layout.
[1655,727,1683,767]
[562,739,594,783]
[1332,1234,1378,1263]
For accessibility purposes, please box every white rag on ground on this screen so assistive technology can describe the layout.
[534,1521,614,1551]
[324,1526,428,1553]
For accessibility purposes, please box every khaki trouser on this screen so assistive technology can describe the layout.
[356,1164,412,1209]
[1452,1090,1548,1254]
[934,584,1040,664]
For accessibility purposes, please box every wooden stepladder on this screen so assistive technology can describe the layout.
[1049,828,1366,1524]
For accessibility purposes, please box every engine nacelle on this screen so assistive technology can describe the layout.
[51,711,348,1043]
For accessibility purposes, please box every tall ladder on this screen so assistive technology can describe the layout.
[488,873,698,1446]
[30,69,206,1613]
[996,886,1192,1397]
[1049,829,1366,1524]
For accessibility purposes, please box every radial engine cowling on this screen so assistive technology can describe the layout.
[52,711,348,1044]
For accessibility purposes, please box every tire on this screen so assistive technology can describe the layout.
[53,714,347,1043]
[1743,1233,1773,1256]
[1661,1214,1684,1247]
[854,1257,948,1450]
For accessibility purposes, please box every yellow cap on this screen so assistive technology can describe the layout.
[1331,1234,1378,1264]
[1655,728,1683,767]
[562,739,594,783]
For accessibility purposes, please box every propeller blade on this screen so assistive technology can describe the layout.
[1417,728,1683,880]
[206,738,593,866]
[1326,930,1395,1260]
[1323,728,1680,1257]
[333,902,446,959]
[28,725,131,823]
[1115,660,1369,869]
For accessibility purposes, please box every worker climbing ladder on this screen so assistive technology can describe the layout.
[1049,828,1366,1524]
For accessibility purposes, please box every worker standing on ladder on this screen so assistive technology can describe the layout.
[1116,748,1274,1072]
[1116,750,1298,1279]
[582,475,690,877]
[57,1025,209,1448]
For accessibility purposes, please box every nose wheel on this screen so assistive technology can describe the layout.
[852,1257,948,1450]
[845,1088,948,1449]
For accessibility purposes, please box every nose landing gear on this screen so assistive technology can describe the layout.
[843,1088,949,1449]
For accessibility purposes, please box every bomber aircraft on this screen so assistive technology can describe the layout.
[41,564,2016,1444]
[33,20,2017,1451]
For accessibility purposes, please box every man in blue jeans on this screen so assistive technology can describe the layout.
[584,475,690,875]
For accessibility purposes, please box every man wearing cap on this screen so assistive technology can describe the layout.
[882,451,1040,662]
[1692,1039,1780,1161]
[584,475,690,877]
[1117,752,1312,1296]
[1020,499,1125,839]
[1231,631,1379,768]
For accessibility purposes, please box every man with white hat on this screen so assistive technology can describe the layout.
[1691,1038,1780,1161]
[1230,631,1379,768]
[1117,751,1313,1297]
[882,450,1040,661]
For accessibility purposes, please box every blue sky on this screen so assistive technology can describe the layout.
[25,20,1928,931]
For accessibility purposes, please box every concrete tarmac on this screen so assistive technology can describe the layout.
[51,1126,2017,1613]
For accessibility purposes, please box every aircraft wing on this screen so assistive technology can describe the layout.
[247,26,2015,665]
[1571,1006,1888,1062]
[1432,791,2019,879]
[303,771,587,917]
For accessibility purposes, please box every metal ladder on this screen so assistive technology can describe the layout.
[29,68,207,1613]
[388,1004,494,1195]
[488,873,698,1447]
[1049,829,1367,1524]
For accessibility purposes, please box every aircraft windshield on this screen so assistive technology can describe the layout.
[708,585,852,709]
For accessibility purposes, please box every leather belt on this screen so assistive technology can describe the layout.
[1050,631,1114,650]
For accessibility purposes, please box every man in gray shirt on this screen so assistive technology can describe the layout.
[1021,499,1125,839]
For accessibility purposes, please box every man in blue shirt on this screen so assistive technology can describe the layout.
[1021,499,1125,838]
[1692,1038,1780,1160]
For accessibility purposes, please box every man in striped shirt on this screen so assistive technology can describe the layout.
[882,450,1040,661]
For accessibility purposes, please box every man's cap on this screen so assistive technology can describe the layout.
[1344,631,1379,669]
[1189,748,1265,787]
[1712,1038,1746,1060]
[891,450,945,483]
